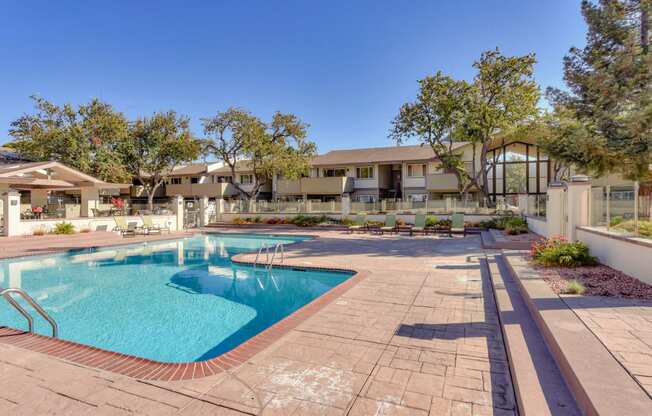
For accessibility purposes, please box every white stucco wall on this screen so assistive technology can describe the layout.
[526,215,548,237]
[16,215,177,236]
[577,227,652,285]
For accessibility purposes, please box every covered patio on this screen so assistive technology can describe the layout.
[0,161,129,219]
[0,161,180,236]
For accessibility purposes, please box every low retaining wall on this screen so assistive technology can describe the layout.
[503,254,650,415]
[577,227,652,285]
[525,215,548,237]
[17,215,177,236]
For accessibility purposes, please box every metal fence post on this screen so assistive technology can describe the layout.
[635,181,640,236]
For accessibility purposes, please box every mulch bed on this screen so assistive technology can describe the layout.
[538,264,652,299]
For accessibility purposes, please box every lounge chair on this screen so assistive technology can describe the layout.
[140,215,169,234]
[450,213,466,237]
[379,214,397,235]
[113,216,135,237]
[347,214,367,233]
[410,213,427,236]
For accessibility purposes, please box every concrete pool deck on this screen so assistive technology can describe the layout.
[0,229,537,414]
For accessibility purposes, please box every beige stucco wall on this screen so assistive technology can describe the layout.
[577,227,652,285]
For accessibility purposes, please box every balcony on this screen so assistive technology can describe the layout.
[301,177,354,195]
[276,177,354,195]
[165,182,237,198]
[276,179,302,195]
[426,173,460,192]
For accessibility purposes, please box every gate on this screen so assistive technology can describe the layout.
[184,198,200,229]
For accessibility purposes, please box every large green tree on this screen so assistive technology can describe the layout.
[391,49,540,204]
[119,111,201,210]
[202,108,316,200]
[549,0,652,180]
[8,96,131,182]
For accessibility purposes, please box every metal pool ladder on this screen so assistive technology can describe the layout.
[1,288,58,338]
[267,243,284,271]
[252,243,285,270]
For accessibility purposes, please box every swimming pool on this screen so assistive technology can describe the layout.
[0,234,353,362]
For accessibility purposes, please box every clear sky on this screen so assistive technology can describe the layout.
[0,1,587,153]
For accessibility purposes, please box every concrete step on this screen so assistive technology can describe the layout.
[484,254,580,416]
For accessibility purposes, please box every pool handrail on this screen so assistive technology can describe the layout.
[267,243,284,271]
[253,243,270,269]
[1,287,58,338]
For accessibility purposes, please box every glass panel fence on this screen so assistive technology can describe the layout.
[590,183,651,240]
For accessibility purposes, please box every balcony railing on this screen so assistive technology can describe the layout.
[165,183,237,198]
[276,177,354,195]
[426,173,460,192]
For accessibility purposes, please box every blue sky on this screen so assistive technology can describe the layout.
[0,1,586,153]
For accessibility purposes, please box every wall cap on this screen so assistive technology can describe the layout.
[577,226,652,249]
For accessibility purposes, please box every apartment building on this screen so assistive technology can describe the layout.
[162,138,554,203]
[272,139,553,203]
[163,161,271,200]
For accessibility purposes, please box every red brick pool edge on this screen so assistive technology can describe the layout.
[0,268,369,381]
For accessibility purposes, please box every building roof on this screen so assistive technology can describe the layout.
[168,161,253,176]
[0,161,127,189]
[310,143,469,166]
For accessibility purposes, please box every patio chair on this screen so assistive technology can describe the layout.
[410,213,427,236]
[379,214,397,235]
[140,215,169,234]
[450,213,466,237]
[347,214,367,233]
[113,216,134,237]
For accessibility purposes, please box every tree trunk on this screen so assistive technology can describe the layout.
[642,0,649,54]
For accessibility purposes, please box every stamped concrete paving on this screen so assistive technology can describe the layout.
[0,229,516,415]
[563,295,652,397]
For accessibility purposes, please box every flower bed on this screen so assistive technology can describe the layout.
[539,264,652,299]
[530,236,652,299]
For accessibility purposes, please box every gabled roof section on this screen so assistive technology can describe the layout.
[0,161,126,189]
[311,143,470,166]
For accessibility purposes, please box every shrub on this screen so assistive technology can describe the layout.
[341,217,355,226]
[253,216,263,224]
[504,217,528,235]
[505,224,528,235]
[565,279,586,295]
[265,217,283,224]
[531,237,597,267]
[610,219,652,238]
[232,217,248,225]
[52,222,76,235]
[425,216,439,227]
[287,214,328,227]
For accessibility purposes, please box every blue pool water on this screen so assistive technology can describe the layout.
[0,234,352,362]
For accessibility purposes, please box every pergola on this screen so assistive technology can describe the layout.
[0,161,130,217]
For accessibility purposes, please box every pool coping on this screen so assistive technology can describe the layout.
[0,231,369,381]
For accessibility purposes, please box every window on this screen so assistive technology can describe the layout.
[356,166,374,179]
[216,175,232,183]
[239,174,253,184]
[169,177,181,184]
[190,177,199,184]
[357,194,376,203]
[407,164,426,177]
[408,193,427,202]
[323,168,346,177]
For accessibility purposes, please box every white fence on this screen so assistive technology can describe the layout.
[224,198,498,215]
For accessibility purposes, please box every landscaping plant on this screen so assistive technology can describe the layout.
[530,237,597,267]
[565,279,586,295]
[52,222,76,235]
